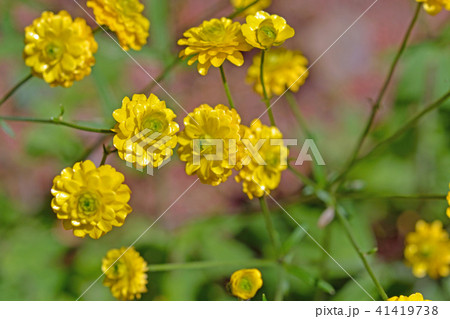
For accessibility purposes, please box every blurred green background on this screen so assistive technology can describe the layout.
[0,0,449,300]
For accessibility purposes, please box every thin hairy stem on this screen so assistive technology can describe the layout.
[0,115,113,134]
[147,259,275,272]
[285,91,313,138]
[358,89,450,162]
[288,164,316,188]
[335,204,388,300]
[260,50,276,126]
[0,73,33,109]
[259,196,280,254]
[219,65,235,109]
[334,4,421,186]
[100,145,117,165]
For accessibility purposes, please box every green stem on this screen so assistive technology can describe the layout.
[334,3,421,186]
[335,204,388,300]
[288,164,316,188]
[100,145,117,165]
[0,73,33,109]
[260,50,276,126]
[141,57,180,94]
[259,196,280,255]
[0,115,113,134]
[219,65,235,109]
[285,91,313,138]
[228,0,260,19]
[147,259,275,272]
[358,89,450,163]
[341,193,446,201]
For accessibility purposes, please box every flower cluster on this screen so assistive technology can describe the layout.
[102,247,148,300]
[24,11,98,87]
[87,0,150,50]
[404,220,450,279]
[241,11,295,50]
[416,0,450,15]
[388,293,430,301]
[247,48,309,97]
[236,119,288,200]
[112,94,179,168]
[51,160,132,239]
[178,104,242,185]
[229,268,263,300]
[178,18,252,75]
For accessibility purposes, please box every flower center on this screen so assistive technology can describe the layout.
[198,135,216,154]
[419,244,434,258]
[201,21,226,42]
[77,192,99,215]
[141,113,167,134]
[44,42,64,60]
[239,277,252,292]
[264,151,280,167]
[257,20,277,48]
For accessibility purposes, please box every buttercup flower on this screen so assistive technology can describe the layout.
[446,183,450,218]
[24,11,97,87]
[102,247,148,300]
[51,160,132,239]
[247,48,309,97]
[178,104,242,186]
[404,220,450,279]
[388,293,430,301]
[87,0,150,50]
[241,11,295,49]
[229,268,263,300]
[231,0,272,16]
[112,94,179,168]
[178,18,252,75]
[416,0,450,15]
[235,119,288,200]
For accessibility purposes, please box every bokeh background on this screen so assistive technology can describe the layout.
[0,0,449,300]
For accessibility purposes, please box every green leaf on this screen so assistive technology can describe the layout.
[281,227,307,255]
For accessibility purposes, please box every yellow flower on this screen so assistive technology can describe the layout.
[235,119,288,200]
[87,0,150,50]
[178,104,242,186]
[404,220,450,279]
[247,48,309,97]
[23,11,97,88]
[229,268,263,300]
[178,18,252,75]
[416,0,450,15]
[447,183,450,218]
[51,160,132,239]
[388,293,430,301]
[102,247,148,300]
[231,0,272,16]
[112,94,179,168]
[241,11,295,50]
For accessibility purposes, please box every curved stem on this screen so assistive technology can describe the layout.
[358,89,450,163]
[219,65,235,109]
[147,259,275,272]
[334,204,388,300]
[0,73,33,109]
[141,57,180,94]
[100,145,117,165]
[0,115,113,134]
[334,4,421,186]
[260,50,276,126]
[228,0,260,19]
[288,164,316,188]
[259,196,280,255]
[285,91,313,138]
